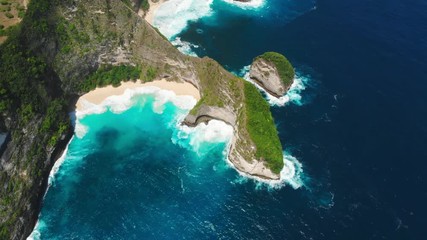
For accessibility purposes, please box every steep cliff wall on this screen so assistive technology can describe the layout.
[0,1,283,239]
[249,52,295,98]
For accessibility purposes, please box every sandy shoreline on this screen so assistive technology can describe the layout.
[144,0,167,25]
[76,79,200,112]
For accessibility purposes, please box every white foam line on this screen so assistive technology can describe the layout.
[28,88,200,239]
[172,116,305,189]
[239,64,308,106]
[31,84,302,240]
[27,219,44,240]
[27,136,73,240]
[172,119,234,154]
[153,0,214,40]
[75,86,198,138]
[225,148,305,189]
[171,37,200,57]
[47,137,73,187]
[221,0,266,9]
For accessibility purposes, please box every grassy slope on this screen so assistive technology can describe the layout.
[0,0,285,238]
[256,51,295,88]
[0,1,73,237]
[190,58,238,114]
[243,81,283,173]
[190,58,284,174]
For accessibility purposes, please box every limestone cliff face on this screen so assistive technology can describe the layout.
[183,102,280,180]
[0,1,282,239]
[249,58,288,98]
[183,58,281,181]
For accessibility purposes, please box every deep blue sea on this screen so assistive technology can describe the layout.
[30,0,427,239]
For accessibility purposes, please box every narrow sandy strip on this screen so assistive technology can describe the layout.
[144,0,167,25]
[76,79,200,112]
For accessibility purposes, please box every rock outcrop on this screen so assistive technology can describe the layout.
[249,58,287,97]
[249,52,295,98]
[184,104,280,180]
[0,1,284,239]
[183,105,236,127]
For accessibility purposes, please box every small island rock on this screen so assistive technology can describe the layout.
[249,52,295,98]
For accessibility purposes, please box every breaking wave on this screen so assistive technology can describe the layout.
[221,0,266,9]
[237,64,310,106]
[27,219,46,240]
[232,151,305,190]
[75,86,197,138]
[153,0,214,40]
[172,119,234,157]
[171,37,200,57]
[152,0,266,56]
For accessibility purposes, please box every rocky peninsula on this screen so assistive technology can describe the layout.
[0,0,290,238]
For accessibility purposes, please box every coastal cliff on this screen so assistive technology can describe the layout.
[250,52,295,98]
[0,0,284,239]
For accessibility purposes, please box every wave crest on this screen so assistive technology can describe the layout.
[153,0,214,40]
[238,64,309,106]
[232,151,306,190]
[221,0,266,9]
[171,37,200,57]
[76,87,198,138]
[172,119,234,156]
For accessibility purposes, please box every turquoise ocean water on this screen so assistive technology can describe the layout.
[30,0,427,238]
[30,87,303,239]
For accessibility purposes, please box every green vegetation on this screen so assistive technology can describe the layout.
[0,0,72,237]
[190,60,230,114]
[143,66,157,82]
[55,18,90,53]
[0,24,18,37]
[121,0,133,7]
[256,51,295,88]
[190,60,283,173]
[17,5,25,18]
[0,0,288,238]
[80,65,142,92]
[140,0,149,11]
[0,40,47,113]
[5,11,13,18]
[243,81,283,173]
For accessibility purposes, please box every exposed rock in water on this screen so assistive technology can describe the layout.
[0,1,284,239]
[250,58,287,97]
[249,52,295,98]
[183,102,281,181]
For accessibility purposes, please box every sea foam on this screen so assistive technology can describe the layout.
[230,151,305,190]
[172,119,234,157]
[76,86,197,138]
[47,137,73,187]
[153,0,214,40]
[221,0,266,9]
[171,37,200,57]
[36,83,304,240]
[152,0,266,56]
[27,219,46,240]
[238,64,309,106]
[172,119,305,189]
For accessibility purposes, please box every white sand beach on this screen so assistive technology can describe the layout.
[144,0,167,25]
[76,79,200,112]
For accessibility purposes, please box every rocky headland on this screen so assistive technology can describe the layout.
[0,1,290,239]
